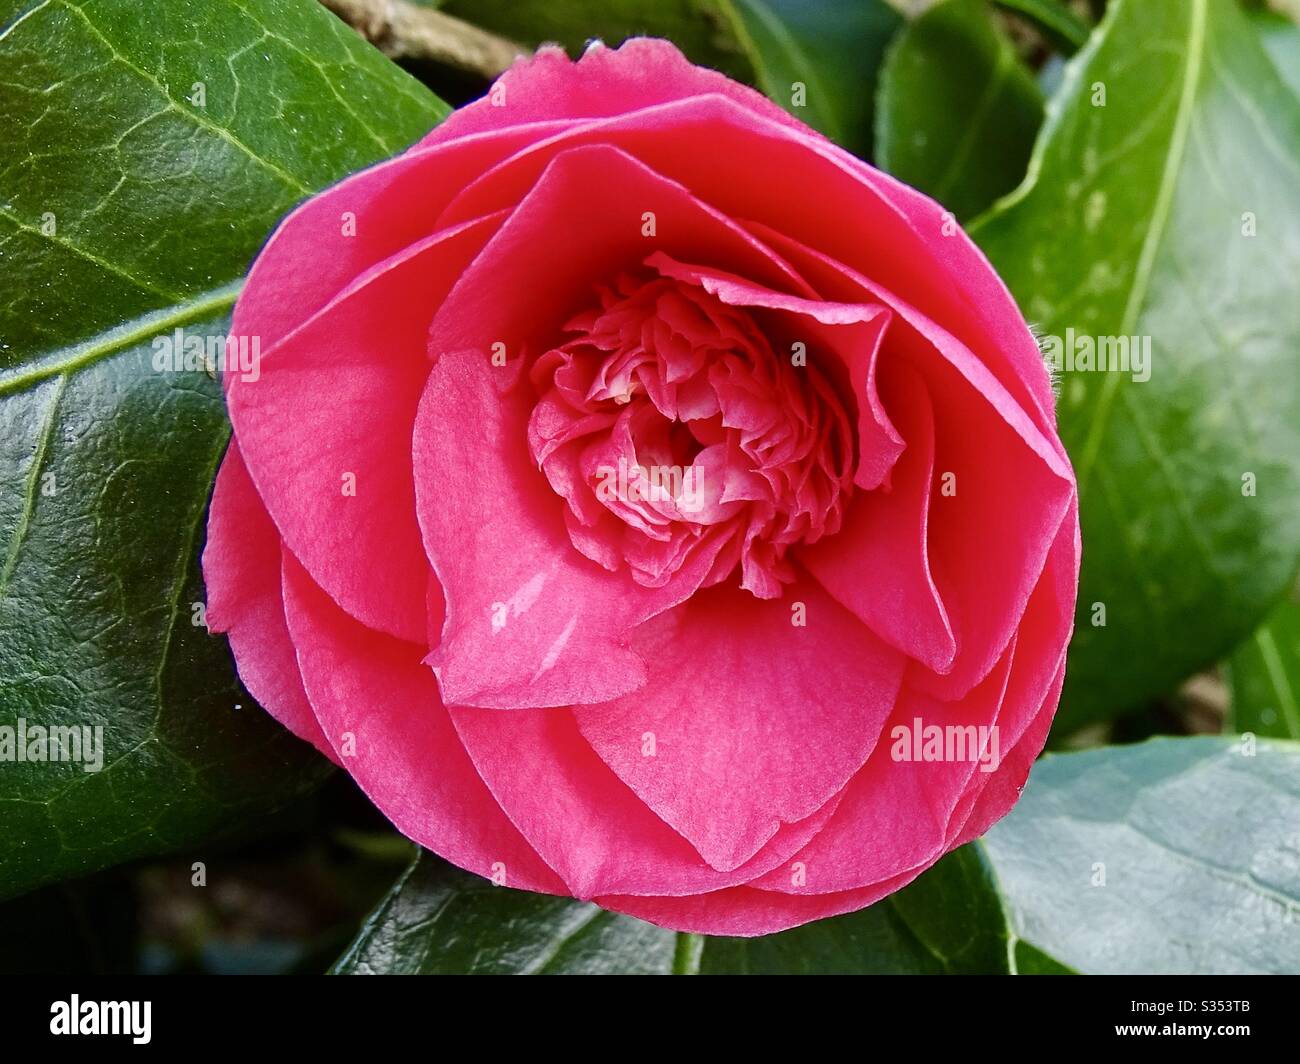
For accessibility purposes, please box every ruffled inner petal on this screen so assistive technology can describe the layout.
[414,344,725,710]
[644,252,905,491]
[529,268,858,598]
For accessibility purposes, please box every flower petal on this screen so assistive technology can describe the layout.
[229,215,502,642]
[598,871,919,938]
[574,574,905,872]
[748,641,1016,895]
[910,341,1074,697]
[420,38,807,148]
[280,554,565,894]
[948,654,1066,849]
[230,122,574,352]
[202,445,335,762]
[426,141,813,366]
[744,494,1078,894]
[803,360,955,672]
[447,703,844,898]
[414,343,727,709]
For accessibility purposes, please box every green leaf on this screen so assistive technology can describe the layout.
[994,0,1091,53]
[0,0,447,900]
[1012,938,1076,974]
[876,0,1044,221]
[1226,585,1300,738]
[332,854,680,974]
[333,844,1061,975]
[983,736,1300,973]
[970,0,1300,728]
[729,0,902,157]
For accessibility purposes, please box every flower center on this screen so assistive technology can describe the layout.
[527,272,854,598]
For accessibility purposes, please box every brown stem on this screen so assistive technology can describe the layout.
[320,0,526,79]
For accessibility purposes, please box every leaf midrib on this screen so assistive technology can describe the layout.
[0,281,243,397]
[1071,0,1207,504]
[0,372,65,601]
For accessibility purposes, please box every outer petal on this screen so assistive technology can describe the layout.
[839,161,1061,445]
[602,658,1069,936]
[598,870,920,938]
[948,655,1066,849]
[574,575,905,873]
[279,554,565,895]
[426,141,813,364]
[446,703,844,899]
[229,121,574,353]
[912,342,1073,697]
[756,500,1076,896]
[419,38,809,149]
[230,214,502,642]
[943,500,1080,842]
[748,640,1017,896]
[202,445,335,762]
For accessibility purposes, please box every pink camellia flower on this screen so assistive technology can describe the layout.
[203,38,1079,936]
